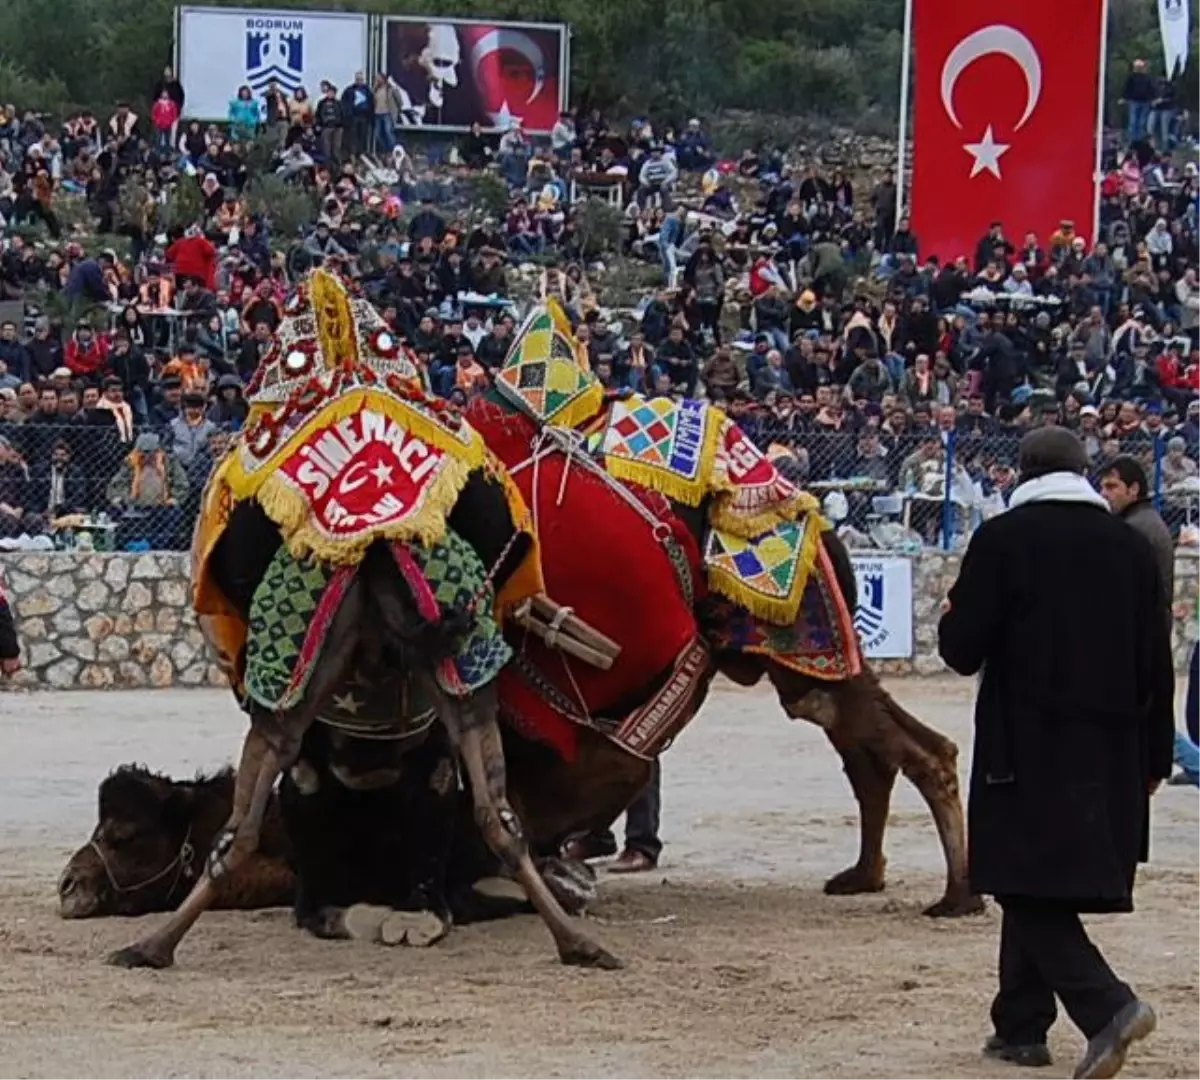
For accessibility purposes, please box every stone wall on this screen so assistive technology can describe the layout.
[1,550,1196,690]
[1,553,225,690]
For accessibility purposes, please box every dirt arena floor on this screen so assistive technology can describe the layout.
[1,678,1196,1078]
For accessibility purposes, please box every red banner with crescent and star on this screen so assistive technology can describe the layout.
[909,0,1103,263]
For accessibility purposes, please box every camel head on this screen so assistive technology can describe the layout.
[58,765,219,918]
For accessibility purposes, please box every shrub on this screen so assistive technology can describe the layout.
[243,174,318,240]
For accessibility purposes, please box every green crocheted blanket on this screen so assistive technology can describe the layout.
[244,530,511,712]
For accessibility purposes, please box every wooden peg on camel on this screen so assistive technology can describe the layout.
[511,595,622,670]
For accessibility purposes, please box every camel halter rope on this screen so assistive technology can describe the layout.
[88,826,195,897]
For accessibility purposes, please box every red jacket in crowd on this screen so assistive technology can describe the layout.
[167,232,218,290]
[151,97,180,133]
[1157,351,1200,391]
[1152,350,1180,388]
[64,331,111,378]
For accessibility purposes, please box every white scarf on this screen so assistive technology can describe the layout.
[1008,470,1110,511]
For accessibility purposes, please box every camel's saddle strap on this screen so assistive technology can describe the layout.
[509,635,711,761]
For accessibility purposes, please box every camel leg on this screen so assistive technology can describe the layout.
[822,735,898,896]
[768,662,982,917]
[861,682,982,917]
[426,677,621,970]
[879,690,983,917]
[108,579,367,968]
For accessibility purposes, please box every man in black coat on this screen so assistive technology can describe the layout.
[0,564,19,676]
[938,427,1174,1079]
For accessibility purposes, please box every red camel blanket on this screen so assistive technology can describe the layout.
[469,399,701,760]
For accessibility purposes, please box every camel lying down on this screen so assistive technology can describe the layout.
[59,722,594,943]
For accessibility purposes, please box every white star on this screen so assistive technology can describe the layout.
[490,100,515,129]
[331,691,362,715]
[963,125,1010,179]
[370,460,394,488]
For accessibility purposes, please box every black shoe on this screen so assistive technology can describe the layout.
[1073,999,1156,1079]
[983,1035,1053,1068]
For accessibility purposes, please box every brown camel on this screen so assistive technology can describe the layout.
[465,398,981,917]
[498,527,980,918]
[106,542,619,971]
[505,659,976,916]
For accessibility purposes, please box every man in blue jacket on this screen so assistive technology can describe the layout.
[1171,644,1199,785]
[0,321,31,384]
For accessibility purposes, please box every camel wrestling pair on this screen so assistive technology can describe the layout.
[100,268,980,972]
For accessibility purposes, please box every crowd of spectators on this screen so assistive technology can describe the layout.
[0,56,1195,551]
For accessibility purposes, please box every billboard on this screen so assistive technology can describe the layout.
[177,6,370,122]
[850,556,914,659]
[379,16,568,133]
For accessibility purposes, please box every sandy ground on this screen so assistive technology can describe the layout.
[0,678,1196,1079]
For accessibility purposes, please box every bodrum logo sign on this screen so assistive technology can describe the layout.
[854,570,889,652]
[245,16,305,95]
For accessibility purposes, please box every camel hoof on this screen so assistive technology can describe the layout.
[559,941,624,971]
[379,909,449,948]
[340,903,390,942]
[107,944,174,969]
[824,864,886,896]
[923,892,986,918]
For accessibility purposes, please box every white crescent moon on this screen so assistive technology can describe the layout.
[940,24,1042,131]
[469,29,546,105]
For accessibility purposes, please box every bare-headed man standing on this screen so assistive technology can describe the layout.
[937,427,1175,1079]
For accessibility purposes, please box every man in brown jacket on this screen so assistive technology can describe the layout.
[1099,456,1175,619]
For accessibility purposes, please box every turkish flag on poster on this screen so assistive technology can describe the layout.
[456,25,562,133]
[909,0,1104,264]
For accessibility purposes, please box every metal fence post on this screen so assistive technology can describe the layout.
[942,428,956,551]
[1153,432,1165,514]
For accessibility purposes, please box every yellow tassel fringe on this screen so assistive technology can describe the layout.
[224,387,485,504]
[252,451,471,566]
[708,489,824,540]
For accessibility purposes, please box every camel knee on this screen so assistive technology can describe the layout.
[475,803,526,873]
[782,688,839,730]
[205,821,261,880]
[900,750,960,803]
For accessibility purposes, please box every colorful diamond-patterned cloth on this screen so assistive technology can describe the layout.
[599,395,723,506]
[703,514,822,625]
[495,300,604,428]
[409,528,513,697]
[698,535,863,681]
[245,546,337,710]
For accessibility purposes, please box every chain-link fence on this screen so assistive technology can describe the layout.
[0,419,231,552]
[0,415,1196,553]
[753,421,1200,551]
